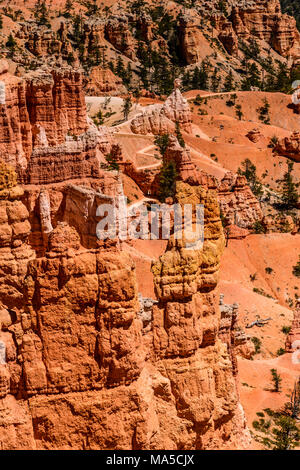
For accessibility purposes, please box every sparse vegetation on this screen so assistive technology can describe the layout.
[235,104,243,121]
[251,337,262,354]
[257,98,271,125]
[154,134,170,158]
[277,348,286,356]
[5,34,17,57]
[293,257,300,278]
[282,326,291,335]
[238,159,263,199]
[158,160,177,203]
[253,287,274,299]
[100,152,120,172]
[253,379,300,449]
[175,121,185,148]
[279,162,299,209]
[271,369,282,393]
[253,221,267,234]
[269,136,279,148]
[33,0,50,27]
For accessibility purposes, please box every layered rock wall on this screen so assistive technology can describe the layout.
[231,0,300,57]
[0,172,250,449]
[0,62,88,176]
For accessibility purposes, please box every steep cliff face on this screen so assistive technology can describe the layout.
[24,127,103,185]
[178,0,300,63]
[0,62,113,185]
[179,14,207,64]
[231,0,300,57]
[0,161,35,314]
[0,61,31,170]
[0,172,250,449]
[0,61,88,170]
[218,295,255,365]
[17,22,73,59]
[82,18,106,61]
[0,161,36,447]
[151,181,250,449]
[25,66,87,147]
[213,14,239,56]
[105,15,136,60]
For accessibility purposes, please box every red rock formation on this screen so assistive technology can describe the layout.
[224,224,250,240]
[85,67,126,96]
[286,299,300,353]
[0,161,35,313]
[136,13,155,42]
[62,184,116,249]
[151,181,250,449]
[275,131,300,162]
[130,106,174,135]
[0,60,31,170]
[25,66,87,147]
[262,214,296,233]
[246,128,263,143]
[212,14,239,56]
[0,62,114,185]
[17,21,73,59]
[24,127,103,185]
[0,170,251,449]
[82,18,106,62]
[179,13,206,64]
[0,161,36,443]
[218,172,263,229]
[231,0,300,58]
[219,295,255,365]
[161,139,262,230]
[164,135,206,185]
[162,80,193,133]
[130,81,192,135]
[0,62,88,174]
[105,16,136,60]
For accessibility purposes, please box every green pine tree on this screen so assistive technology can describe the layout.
[122,96,132,121]
[253,379,300,450]
[223,70,235,92]
[238,159,263,199]
[6,34,17,56]
[293,256,300,278]
[154,134,170,158]
[158,160,177,203]
[280,162,299,209]
[271,369,282,393]
[63,0,73,18]
[34,0,50,27]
